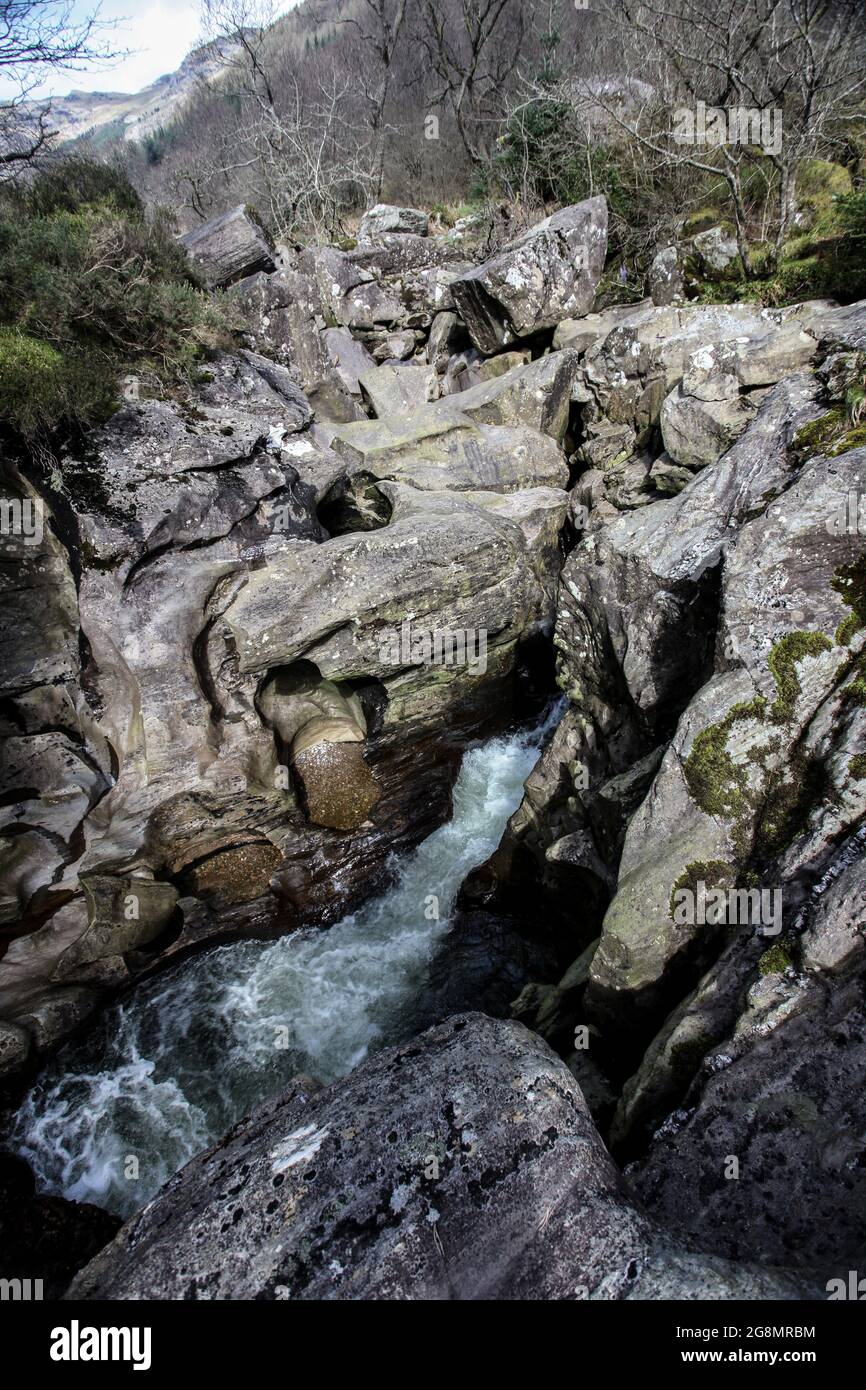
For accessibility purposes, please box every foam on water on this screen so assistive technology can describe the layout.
[9,708,558,1218]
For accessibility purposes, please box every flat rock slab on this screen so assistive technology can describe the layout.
[358,204,429,241]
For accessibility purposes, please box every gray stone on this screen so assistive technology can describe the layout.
[328,415,568,496]
[426,311,462,372]
[452,197,608,353]
[180,205,276,288]
[554,303,646,354]
[358,204,429,241]
[802,856,866,975]
[648,245,686,306]
[358,362,439,415]
[692,225,740,277]
[660,381,758,468]
[322,326,376,395]
[0,1019,30,1078]
[67,1013,805,1300]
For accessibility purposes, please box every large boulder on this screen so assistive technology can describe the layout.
[577,299,830,467]
[451,198,608,353]
[358,362,439,416]
[224,482,567,695]
[439,349,581,441]
[229,269,365,422]
[180,205,276,289]
[302,246,402,329]
[358,204,429,242]
[627,914,866,1270]
[327,416,569,500]
[584,440,866,1025]
[67,1013,806,1300]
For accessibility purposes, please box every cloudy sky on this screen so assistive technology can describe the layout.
[1,1,296,101]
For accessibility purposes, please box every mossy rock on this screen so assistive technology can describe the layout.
[669,859,735,922]
[849,754,866,781]
[682,207,722,237]
[796,158,852,228]
[757,941,794,976]
[832,557,866,644]
[767,631,833,723]
[747,243,775,276]
[683,632,836,860]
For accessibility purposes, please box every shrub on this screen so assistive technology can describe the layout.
[13,156,143,217]
[0,159,233,439]
[0,330,73,437]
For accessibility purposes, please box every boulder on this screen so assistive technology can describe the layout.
[585,439,866,1025]
[180,205,276,288]
[358,362,439,415]
[229,270,364,422]
[372,329,417,362]
[627,961,866,1270]
[648,245,687,306]
[660,379,758,469]
[553,303,644,354]
[322,326,377,396]
[441,349,581,440]
[358,204,429,241]
[451,197,608,353]
[224,483,566,692]
[67,1014,806,1300]
[302,246,402,329]
[426,311,463,372]
[292,739,380,832]
[692,225,740,278]
[577,299,832,448]
[0,1153,121,1301]
[0,1020,30,1078]
[328,416,568,497]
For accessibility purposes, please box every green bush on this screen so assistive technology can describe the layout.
[0,330,73,437]
[12,156,143,217]
[0,159,233,439]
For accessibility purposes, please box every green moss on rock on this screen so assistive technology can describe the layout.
[683,697,766,821]
[832,557,866,643]
[767,632,833,722]
[669,859,735,922]
[757,941,794,976]
[683,208,722,237]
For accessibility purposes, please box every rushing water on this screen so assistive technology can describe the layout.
[8,709,558,1218]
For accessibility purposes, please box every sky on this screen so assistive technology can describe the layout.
[0,1,297,102]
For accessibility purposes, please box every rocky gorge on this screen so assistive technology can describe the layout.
[2,191,865,1301]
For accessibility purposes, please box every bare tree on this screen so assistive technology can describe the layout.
[575,0,866,270]
[419,0,525,167]
[194,0,379,237]
[0,0,121,173]
[332,0,409,197]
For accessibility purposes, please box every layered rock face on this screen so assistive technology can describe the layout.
[0,201,586,1079]
[5,189,866,1302]
[466,292,866,1276]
